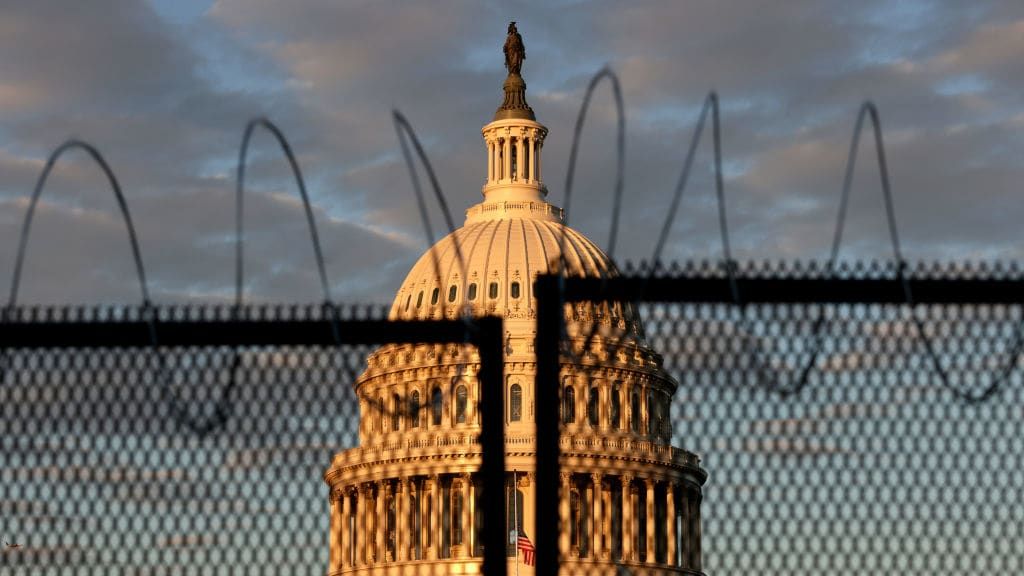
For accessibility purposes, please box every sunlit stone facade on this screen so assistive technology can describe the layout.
[324,27,707,576]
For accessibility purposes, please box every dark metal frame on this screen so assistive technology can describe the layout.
[1,311,508,576]
[532,272,1024,575]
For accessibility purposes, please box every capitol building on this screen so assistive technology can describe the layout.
[323,25,707,575]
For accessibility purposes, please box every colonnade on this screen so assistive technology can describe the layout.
[330,473,481,572]
[560,471,702,570]
[485,128,543,184]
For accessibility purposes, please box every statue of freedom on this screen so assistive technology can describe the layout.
[503,21,525,75]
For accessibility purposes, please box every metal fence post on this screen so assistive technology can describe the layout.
[477,315,508,576]
[534,275,562,576]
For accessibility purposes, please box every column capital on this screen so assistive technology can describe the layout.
[589,472,602,485]
[560,471,572,484]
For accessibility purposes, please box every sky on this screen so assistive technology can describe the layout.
[1,0,1023,306]
[3,3,1024,571]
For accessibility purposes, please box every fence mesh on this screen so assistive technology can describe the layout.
[650,301,1023,574]
[5,262,1024,575]
[1,305,374,574]
[546,262,1024,575]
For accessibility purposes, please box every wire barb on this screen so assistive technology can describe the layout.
[392,110,469,323]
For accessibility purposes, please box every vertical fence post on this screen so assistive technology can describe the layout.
[477,315,508,576]
[534,275,562,576]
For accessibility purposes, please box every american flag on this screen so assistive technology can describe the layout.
[517,531,535,566]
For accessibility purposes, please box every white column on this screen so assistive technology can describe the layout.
[341,488,353,568]
[516,135,525,180]
[397,478,407,561]
[469,476,478,556]
[428,475,439,559]
[590,473,602,559]
[329,489,341,571]
[536,140,542,181]
[641,384,649,435]
[487,138,493,183]
[530,132,539,181]
[645,478,655,562]
[523,136,531,182]
[666,482,677,567]
[374,481,385,563]
[559,472,572,560]
[622,475,633,561]
[358,485,369,566]
[503,134,511,182]
[460,473,472,557]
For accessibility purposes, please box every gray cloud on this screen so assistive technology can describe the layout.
[1,1,1023,307]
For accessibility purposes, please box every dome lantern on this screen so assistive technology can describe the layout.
[478,22,549,214]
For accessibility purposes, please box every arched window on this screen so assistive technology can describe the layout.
[489,282,498,299]
[448,285,458,302]
[588,386,599,427]
[509,383,522,422]
[611,383,621,429]
[562,385,576,424]
[431,287,439,305]
[378,396,385,432]
[392,393,401,431]
[510,281,521,299]
[631,388,640,433]
[455,385,468,424]
[468,283,477,301]
[405,294,411,311]
[416,291,423,308]
[432,387,443,426]
[409,391,421,429]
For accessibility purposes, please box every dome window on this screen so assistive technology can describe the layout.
[588,386,599,427]
[489,282,499,299]
[510,281,521,299]
[392,393,401,431]
[431,387,443,426]
[448,285,458,302]
[405,294,411,311]
[430,288,439,305]
[416,291,424,308]
[562,384,575,424]
[455,385,468,423]
[409,391,421,428]
[468,283,478,301]
[509,383,522,422]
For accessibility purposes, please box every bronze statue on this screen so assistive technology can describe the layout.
[503,21,525,75]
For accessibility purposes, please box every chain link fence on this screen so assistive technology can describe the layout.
[1,304,507,576]
[536,262,1024,575]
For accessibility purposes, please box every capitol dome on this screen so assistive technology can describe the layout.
[325,23,706,576]
[388,192,645,343]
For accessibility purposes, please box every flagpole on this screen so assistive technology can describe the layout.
[514,469,520,576]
